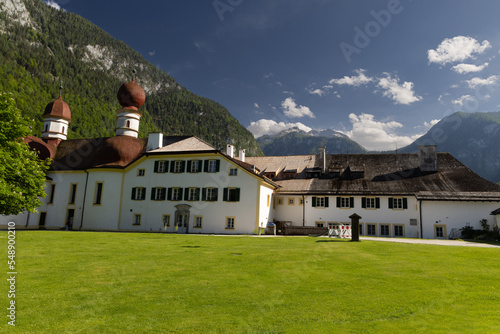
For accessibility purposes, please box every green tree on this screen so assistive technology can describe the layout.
[0,94,49,215]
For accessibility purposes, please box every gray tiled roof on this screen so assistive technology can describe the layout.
[246,153,500,200]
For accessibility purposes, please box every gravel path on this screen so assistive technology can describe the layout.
[360,237,500,248]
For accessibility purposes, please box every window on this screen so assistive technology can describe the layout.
[137,169,145,176]
[299,198,304,206]
[288,198,294,205]
[359,223,364,236]
[186,187,200,201]
[193,216,203,228]
[312,196,328,208]
[229,168,238,176]
[62,126,65,134]
[154,160,168,173]
[380,224,390,236]
[226,217,235,229]
[163,215,170,228]
[133,214,141,226]
[172,160,185,173]
[168,188,183,201]
[336,197,354,208]
[394,225,404,237]
[203,188,218,202]
[315,222,325,228]
[267,195,270,207]
[389,197,408,210]
[205,159,220,173]
[131,187,146,200]
[435,225,446,239]
[367,224,376,236]
[362,197,380,209]
[223,188,240,202]
[94,182,103,205]
[277,197,284,205]
[188,160,202,173]
[68,184,77,205]
[48,184,56,204]
[126,120,130,128]
[151,187,166,201]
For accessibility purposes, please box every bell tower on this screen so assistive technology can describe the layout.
[42,94,71,143]
[115,78,146,137]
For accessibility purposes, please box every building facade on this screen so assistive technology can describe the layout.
[2,80,500,239]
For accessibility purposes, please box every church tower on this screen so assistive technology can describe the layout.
[115,79,146,137]
[42,95,72,143]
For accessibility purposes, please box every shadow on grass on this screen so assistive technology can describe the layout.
[315,239,351,243]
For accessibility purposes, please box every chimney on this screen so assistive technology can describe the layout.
[226,144,235,158]
[418,145,438,172]
[319,147,326,175]
[147,133,163,151]
[238,149,246,162]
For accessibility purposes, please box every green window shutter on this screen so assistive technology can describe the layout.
[214,188,219,201]
[235,188,240,202]
[131,188,136,200]
[198,162,203,172]
[184,188,189,201]
[202,188,207,201]
[151,188,156,200]
[161,188,166,200]
[362,197,366,208]
[350,197,354,208]
[170,161,175,173]
[179,188,184,200]
[403,198,408,209]
[376,198,380,209]
[167,188,172,201]
[203,160,209,172]
[187,160,192,172]
[154,161,159,173]
[336,197,341,208]
[312,197,317,207]
[181,161,186,173]
[325,197,329,208]
[195,188,200,201]
[388,198,393,209]
[141,188,146,200]
[216,160,220,172]
[223,188,228,201]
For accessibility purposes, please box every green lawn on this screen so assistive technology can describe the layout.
[1,231,500,333]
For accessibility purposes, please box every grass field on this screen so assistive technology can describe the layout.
[1,231,500,333]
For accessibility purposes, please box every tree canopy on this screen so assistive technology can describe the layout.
[0,94,49,215]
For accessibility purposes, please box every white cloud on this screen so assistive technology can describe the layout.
[43,1,62,10]
[329,69,373,87]
[283,90,294,95]
[281,97,315,118]
[452,95,475,106]
[427,36,491,65]
[376,73,422,105]
[247,119,312,138]
[466,75,500,89]
[254,103,259,109]
[451,62,488,74]
[424,119,440,128]
[450,84,459,89]
[149,49,156,56]
[342,113,421,151]
[308,88,325,96]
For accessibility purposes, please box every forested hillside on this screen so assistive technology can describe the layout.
[0,0,262,155]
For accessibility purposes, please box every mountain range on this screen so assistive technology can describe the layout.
[0,0,262,155]
[258,112,500,183]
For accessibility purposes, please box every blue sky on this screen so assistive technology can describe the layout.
[45,0,500,150]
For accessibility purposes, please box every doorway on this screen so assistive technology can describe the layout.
[174,204,191,234]
[66,209,75,230]
[39,212,47,229]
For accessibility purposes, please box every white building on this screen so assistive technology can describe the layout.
[2,80,500,239]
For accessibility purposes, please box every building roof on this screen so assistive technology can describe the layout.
[43,96,71,121]
[491,208,500,215]
[246,153,500,201]
[147,136,216,154]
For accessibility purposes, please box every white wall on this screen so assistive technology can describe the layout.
[119,154,267,234]
[420,200,500,239]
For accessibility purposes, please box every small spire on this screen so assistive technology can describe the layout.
[132,69,137,82]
